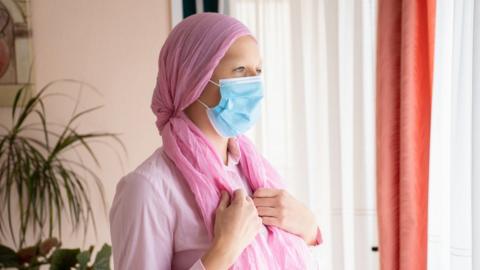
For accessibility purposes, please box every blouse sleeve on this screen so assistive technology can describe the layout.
[109,172,206,270]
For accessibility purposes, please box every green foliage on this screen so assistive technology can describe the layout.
[0,238,112,269]
[0,244,19,268]
[0,80,125,248]
[0,80,125,269]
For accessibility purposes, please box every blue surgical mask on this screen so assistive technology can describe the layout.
[197,75,264,137]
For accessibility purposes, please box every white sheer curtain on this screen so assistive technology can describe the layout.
[226,1,378,269]
[428,0,480,269]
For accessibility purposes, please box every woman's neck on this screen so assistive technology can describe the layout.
[209,134,229,165]
[183,103,229,165]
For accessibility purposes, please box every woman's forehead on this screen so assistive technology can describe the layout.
[223,36,262,63]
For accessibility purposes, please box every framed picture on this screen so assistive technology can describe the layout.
[0,0,34,107]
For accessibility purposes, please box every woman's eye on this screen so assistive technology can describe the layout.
[256,69,262,74]
[234,66,246,72]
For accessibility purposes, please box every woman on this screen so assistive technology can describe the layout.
[109,12,323,269]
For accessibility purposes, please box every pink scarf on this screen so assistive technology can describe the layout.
[151,12,310,269]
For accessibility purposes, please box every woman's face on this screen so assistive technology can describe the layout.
[198,35,262,107]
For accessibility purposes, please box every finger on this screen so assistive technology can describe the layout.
[261,216,280,227]
[256,206,278,217]
[253,188,282,198]
[253,197,277,207]
[232,189,246,204]
[217,190,230,210]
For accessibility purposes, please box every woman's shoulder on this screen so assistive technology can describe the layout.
[109,146,180,221]
[129,146,177,182]
[112,146,179,205]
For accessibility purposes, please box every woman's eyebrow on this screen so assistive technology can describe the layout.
[230,60,263,67]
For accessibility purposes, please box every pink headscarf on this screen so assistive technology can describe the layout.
[151,12,310,269]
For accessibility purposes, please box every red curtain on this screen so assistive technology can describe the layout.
[376,0,436,269]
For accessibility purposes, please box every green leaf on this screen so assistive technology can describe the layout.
[76,249,91,270]
[12,86,25,120]
[0,244,20,268]
[91,244,111,270]
[49,248,80,270]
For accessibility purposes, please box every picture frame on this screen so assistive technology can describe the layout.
[0,0,34,107]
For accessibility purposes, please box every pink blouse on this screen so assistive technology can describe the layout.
[109,140,322,269]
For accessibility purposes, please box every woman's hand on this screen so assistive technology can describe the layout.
[252,188,319,245]
[202,189,262,270]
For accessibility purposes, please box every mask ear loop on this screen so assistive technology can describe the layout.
[209,79,220,87]
[197,99,210,109]
[197,79,220,108]
[197,79,222,108]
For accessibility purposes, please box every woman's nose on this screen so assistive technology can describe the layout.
[246,67,259,76]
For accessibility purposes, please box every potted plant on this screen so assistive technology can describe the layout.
[0,80,125,269]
